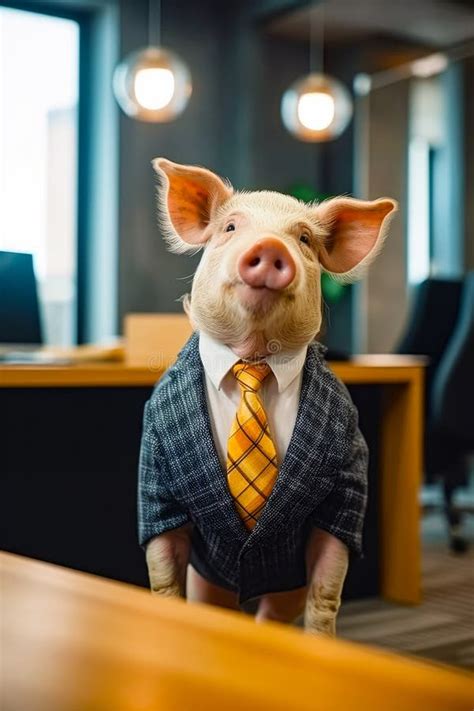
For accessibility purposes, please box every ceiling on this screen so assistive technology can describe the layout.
[268,0,474,49]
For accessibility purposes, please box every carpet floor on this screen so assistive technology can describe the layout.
[337,511,474,671]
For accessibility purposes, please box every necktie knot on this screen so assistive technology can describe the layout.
[232,361,271,393]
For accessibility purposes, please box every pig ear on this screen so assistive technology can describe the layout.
[152,157,233,254]
[316,197,398,282]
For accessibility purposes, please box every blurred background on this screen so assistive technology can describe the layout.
[1,0,473,353]
[1,0,473,672]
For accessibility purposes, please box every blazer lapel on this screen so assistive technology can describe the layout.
[245,343,339,543]
[173,335,249,544]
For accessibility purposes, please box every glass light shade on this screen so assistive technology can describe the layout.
[113,46,192,123]
[281,73,353,142]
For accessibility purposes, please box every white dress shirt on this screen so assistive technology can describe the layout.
[199,331,308,469]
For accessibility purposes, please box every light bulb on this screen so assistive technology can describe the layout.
[113,47,192,122]
[134,67,175,110]
[281,73,353,142]
[297,92,335,131]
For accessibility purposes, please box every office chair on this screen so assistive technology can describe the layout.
[396,277,463,414]
[427,273,474,552]
[396,276,470,551]
[0,251,42,344]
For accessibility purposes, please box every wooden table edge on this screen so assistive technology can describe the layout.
[0,362,425,388]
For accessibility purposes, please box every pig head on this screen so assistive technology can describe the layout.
[145,157,397,635]
[153,157,397,359]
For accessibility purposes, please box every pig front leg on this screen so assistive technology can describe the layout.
[304,528,349,637]
[145,524,192,598]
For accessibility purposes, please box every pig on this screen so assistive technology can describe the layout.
[138,158,397,636]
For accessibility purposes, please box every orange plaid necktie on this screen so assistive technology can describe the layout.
[226,361,278,530]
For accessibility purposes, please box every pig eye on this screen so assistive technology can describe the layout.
[299,233,311,245]
[225,222,236,233]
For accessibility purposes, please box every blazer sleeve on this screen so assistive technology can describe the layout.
[310,412,369,556]
[137,398,190,547]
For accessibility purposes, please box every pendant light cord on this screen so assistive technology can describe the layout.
[310,1,324,75]
[148,0,161,47]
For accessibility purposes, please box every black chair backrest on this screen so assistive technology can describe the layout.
[0,251,43,345]
[396,278,463,406]
[397,277,463,366]
[430,273,474,444]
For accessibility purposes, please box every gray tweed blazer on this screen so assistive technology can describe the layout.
[138,333,368,603]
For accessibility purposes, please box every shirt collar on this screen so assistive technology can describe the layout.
[199,331,307,394]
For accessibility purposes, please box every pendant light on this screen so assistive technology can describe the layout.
[113,0,192,123]
[281,2,353,142]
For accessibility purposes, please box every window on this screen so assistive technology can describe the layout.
[407,137,431,285]
[0,7,79,345]
[407,73,462,286]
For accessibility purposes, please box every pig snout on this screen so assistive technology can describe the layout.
[237,238,296,290]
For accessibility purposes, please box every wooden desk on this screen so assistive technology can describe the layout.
[0,355,424,605]
[2,552,469,711]
[0,353,423,388]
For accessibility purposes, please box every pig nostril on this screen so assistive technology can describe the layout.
[274,259,283,271]
[249,257,260,267]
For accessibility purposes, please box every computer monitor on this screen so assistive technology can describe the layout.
[0,251,43,344]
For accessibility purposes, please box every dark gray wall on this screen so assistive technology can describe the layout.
[117,0,321,328]
[318,44,360,354]
[118,0,221,322]
[247,35,321,190]
[364,80,410,353]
